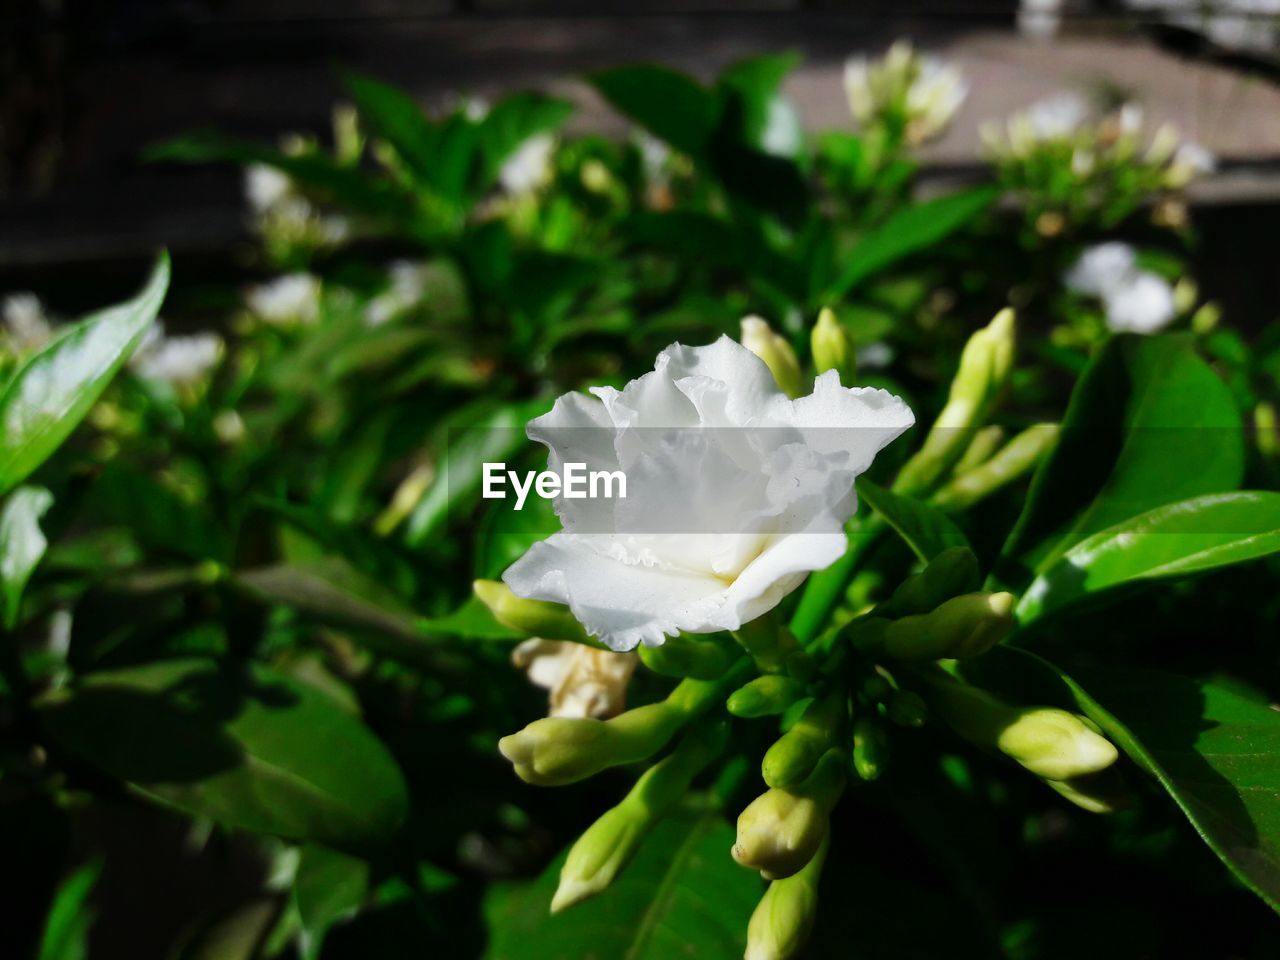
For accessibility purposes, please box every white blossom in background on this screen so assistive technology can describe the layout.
[1064,242,1177,334]
[1123,0,1280,54]
[1168,140,1218,187]
[1023,93,1089,141]
[243,165,351,249]
[511,639,637,718]
[844,41,968,145]
[502,337,914,651]
[246,273,322,327]
[245,164,292,213]
[129,322,224,387]
[1018,0,1063,38]
[364,260,431,327]
[499,134,555,195]
[637,132,670,183]
[2,292,54,354]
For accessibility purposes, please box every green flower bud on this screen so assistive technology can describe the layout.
[877,546,980,618]
[923,674,1119,781]
[762,693,844,788]
[734,618,807,676]
[499,671,737,785]
[953,425,1005,474]
[733,750,845,879]
[810,308,855,385]
[728,675,807,718]
[851,717,887,781]
[1043,770,1129,815]
[1191,302,1221,335]
[553,720,729,911]
[745,835,829,960]
[879,592,1016,661]
[931,423,1059,512]
[1255,402,1278,459]
[894,309,1016,496]
[887,690,928,728]
[638,633,735,680]
[742,316,805,400]
[473,579,593,646]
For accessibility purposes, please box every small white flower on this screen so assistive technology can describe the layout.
[1063,242,1138,297]
[503,336,914,651]
[512,639,637,718]
[130,322,224,387]
[637,132,671,183]
[246,273,322,327]
[844,42,967,145]
[2,292,54,353]
[499,134,555,195]
[1064,242,1176,334]
[1102,271,1177,333]
[244,164,292,213]
[1023,93,1089,141]
[1167,140,1217,187]
[364,260,431,327]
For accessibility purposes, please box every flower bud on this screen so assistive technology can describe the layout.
[1043,769,1130,815]
[877,546,980,618]
[953,424,1005,474]
[850,717,887,781]
[745,835,829,960]
[878,592,1016,661]
[887,689,928,728]
[638,633,734,680]
[762,693,844,788]
[552,720,729,911]
[1256,402,1279,459]
[473,579,593,645]
[734,618,806,676]
[810,308,855,385]
[930,423,1059,512]
[728,675,807,718]
[733,751,845,880]
[742,316,805,399]
[924,674,1119,781]
[894,309,1016,496]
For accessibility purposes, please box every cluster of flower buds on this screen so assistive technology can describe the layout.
[844,41,969,148]
[980,95,1216,237]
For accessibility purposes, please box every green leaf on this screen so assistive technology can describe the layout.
[40,658,409,852]
[0,253,169,496]
[37,859,102,960]
[477,92,575,190]
[294,844,370,959]
[589,65,718,158]
[970,648,1280,915]
[999,335,1244,585]
[825,187,997,299]
[0,486,54,630]
[857,477,970,563]
[483,811,760,960]
[1018,491,1280,623]
[341,70,441,185]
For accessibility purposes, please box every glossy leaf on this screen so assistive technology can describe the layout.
[40,658,409,852]
[825,187,998,300]
[295,844,370,958]
[969,648,1280,915]
[0,253,169,496]
[37,859,101,960]
[1018,491,1280,623]
[1000,334,1243,585]
[484,811,759,959]
[341,70,442,185]
[589,65,718,158]
[857,477,970,563]
[0,486,54,630]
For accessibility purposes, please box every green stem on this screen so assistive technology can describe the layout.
[789,518,885,643]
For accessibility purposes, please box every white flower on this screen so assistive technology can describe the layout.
[364,260,431,327]
[1102,271,1176,333]
[129,322,223,387]
[244,164,292,213]
[1023,93,1088,141]
[1063,242,1137,297]
[2,292,54,354]
[502,337,914,651]
[1167,139,1217,187]
[904,57,969,142]
[1064,242,1177,334]
[246,273,322,327]
[512,639,637,718]
[499,134,555,195]
[637,132,671,182]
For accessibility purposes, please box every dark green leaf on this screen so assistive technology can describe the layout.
[483,811,761,959]
[40,658,409,851]
[1018,491,1280,623]
[589,65,718,158]
[0,486,54,630]
[999,335,1243,585]
[477,93,575,190]
[295,844,370,958]
[857,477,970,562]
[0,253,169,496]
[825,187,998,300]
[341,70,441,184]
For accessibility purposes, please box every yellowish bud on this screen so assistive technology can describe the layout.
[744,835,829,960]
[879,592,1016,661]
[931,423,1059,512]
[742,316,805,399]
[473,579,593,645]
[733,751,844,880]
[810,308,855,385]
